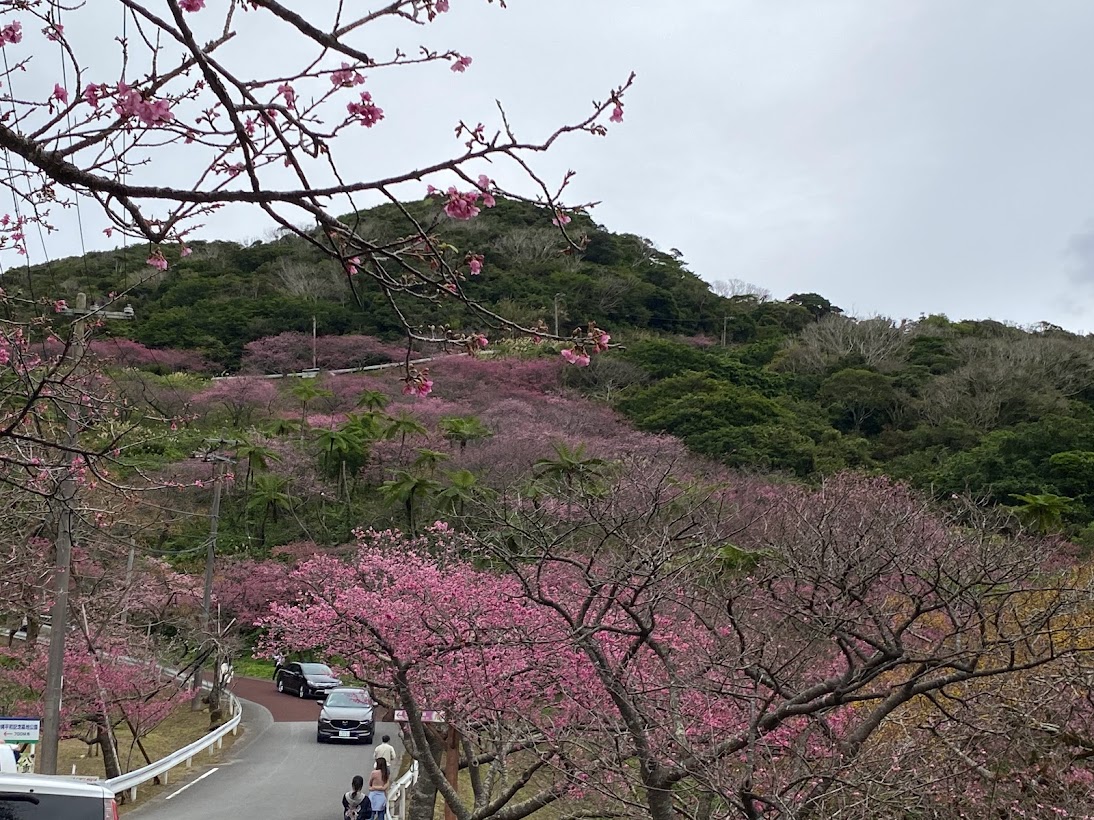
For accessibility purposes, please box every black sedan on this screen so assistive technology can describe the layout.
[275,662,341,698]
[317,687,375,744]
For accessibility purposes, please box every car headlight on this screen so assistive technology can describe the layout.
[319,717,332,725]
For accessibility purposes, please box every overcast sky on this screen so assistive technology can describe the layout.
[12,1,1094,331]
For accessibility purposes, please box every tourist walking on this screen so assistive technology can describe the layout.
[373,734,396,769]
[342,774,367,820]
[368,757,390,820]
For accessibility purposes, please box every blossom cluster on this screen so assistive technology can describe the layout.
[560,321,612,367]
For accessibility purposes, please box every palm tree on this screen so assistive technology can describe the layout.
[533,442,608,494]
[1010,492,1073,534]
[383,411,428,463]
[233,437,281,490]
[438,415,492,452]
[435,469,486,524]
[246,473,294,547]
[413,448,450,477]
[356,389,389,412]
[265,418,301,438]
[379,470,440,536]
[290,379,333,437]
[343,411,386,443]
[314,426,367,497]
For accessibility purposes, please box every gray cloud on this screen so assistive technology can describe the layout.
[7,1,1094,331]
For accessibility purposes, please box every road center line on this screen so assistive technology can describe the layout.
[164,766,220,800]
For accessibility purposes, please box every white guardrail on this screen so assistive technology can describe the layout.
[388,759,418,820]
[104,691,242,803]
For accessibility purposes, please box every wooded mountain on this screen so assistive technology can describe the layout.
[13,197,1094,539]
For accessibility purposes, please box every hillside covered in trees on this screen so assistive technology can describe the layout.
[13,197,1094,540]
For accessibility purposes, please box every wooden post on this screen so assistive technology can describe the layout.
[443,724,459,820]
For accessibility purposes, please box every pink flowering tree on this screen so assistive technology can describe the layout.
[0,0,628,399]
[263,524,627,820]
[264,470,1094,820]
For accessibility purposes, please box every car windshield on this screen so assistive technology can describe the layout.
[300,663,333,676]
[325,691,371,708]
[0,793,108,819]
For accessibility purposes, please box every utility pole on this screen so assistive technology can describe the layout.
[192,452,229,709]
[722,315,728,347]
[311,315,318,370]
[39,293,134,775]
[553,293,563,338]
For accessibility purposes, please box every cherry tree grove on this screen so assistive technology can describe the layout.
[263,470,1094,820]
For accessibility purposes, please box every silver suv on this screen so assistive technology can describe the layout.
[0,773,118,819]
[317,687,375,744]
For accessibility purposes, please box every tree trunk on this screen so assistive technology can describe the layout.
[96,719,123,782]
[406,726,445,820]
[25,613,40,645]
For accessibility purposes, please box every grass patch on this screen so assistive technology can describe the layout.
[50,703,241,813]
[233,655,275,679]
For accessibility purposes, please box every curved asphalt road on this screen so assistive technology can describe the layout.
[130,677,403,820]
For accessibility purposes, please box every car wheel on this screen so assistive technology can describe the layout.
[363,735,373,745]
[276,678,285,694]
[298,682,306,698]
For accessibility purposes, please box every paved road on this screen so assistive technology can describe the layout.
[131,677,403,820]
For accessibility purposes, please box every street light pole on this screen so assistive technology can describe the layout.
[192,453,229,709]
[39,293,133,775]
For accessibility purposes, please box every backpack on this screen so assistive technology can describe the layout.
[344,790,365,820]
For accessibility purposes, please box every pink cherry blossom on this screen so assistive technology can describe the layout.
[0,22,22,46]
[277,82,296,107]
[331,62,365,87]
[552,212,571,227]
[443,188,481,220]
[595,332,611,352]
[179,0,206,11]
[561,348,590,367]
[451,56,473,73]
[468,255,483,275]
[147,251,168,271]
[102,227,113,238]
[52,84,68,105]
[609,105,624,123]
[180,244,192,258]
[53,300,67,314]
[44,23,64,42]
[83,83,103,108]
[435,0,450,12]
[345,256,361,275]
[347,91,384,127]
[114,83,174,126]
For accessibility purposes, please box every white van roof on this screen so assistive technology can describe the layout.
[0,772,114,798]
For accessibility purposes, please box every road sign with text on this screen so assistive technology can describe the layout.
[0,718,41,744]
[394,710,446,723]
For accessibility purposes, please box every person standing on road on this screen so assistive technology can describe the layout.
[342,774,367,820]
[374,734,396,770]
[368,757,390,820]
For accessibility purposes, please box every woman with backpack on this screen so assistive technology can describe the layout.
[342,774,367,820]
[367,757,390,819]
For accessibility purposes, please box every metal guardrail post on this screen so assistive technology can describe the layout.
[105,691,242,803]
